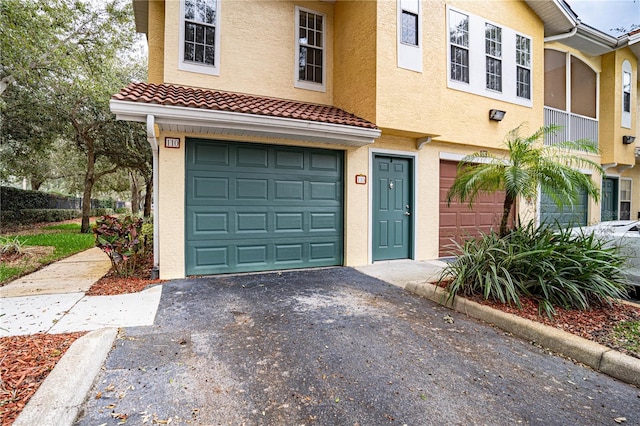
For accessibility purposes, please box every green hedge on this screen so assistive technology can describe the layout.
[18,209,82,223]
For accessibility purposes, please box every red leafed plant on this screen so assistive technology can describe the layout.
[92,215,144,277]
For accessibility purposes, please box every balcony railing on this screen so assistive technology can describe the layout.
[544,106,598,149]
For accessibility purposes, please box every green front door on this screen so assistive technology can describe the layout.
[185,139,343,275]
[601,177,618,221]
[373,155,412,261]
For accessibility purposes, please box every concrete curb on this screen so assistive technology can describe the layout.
[13,327,118,426]
[405,280,640,388]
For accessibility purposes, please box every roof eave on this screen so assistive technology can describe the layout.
[110,99,381,147]
[132,0,148,35]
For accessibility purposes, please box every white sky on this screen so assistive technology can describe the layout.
[566,0,639,36]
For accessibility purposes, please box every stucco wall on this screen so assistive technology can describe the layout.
[600,49,638,167]
[333,0,377,124]
[374,0,545,147]
[147,0,165,84]
[161,0,334,105]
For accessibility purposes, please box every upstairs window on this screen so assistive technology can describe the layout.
[449,10,469,83]
[623,71,631,113]
[401,10,418,45]
[295,7,325,91]
[485,23,502,92]
[180,0,220,75]
[622,60,632,128]
[516,35,531,99]
[446,7,532,107]
[397,0,422,72]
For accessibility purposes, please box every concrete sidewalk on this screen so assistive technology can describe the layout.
[2,247,163,426]
[0,247,162,336]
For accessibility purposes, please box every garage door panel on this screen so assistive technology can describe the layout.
[236,146,269,168]
[186,139,343,275]
[236,178,269,200]
[439,160,508,256]
[540,189,587,228]
[191,212,229,235]
[275,180,304,200]
[310,152,340,171]
[190,142,229,167]
[275,150,305,169]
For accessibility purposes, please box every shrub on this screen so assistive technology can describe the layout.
[141,219,154,255]
[0,236,24,256]
[90,208,115,217]
[438,221,630,318]
[18,209,82,223]
[93,215,144,277]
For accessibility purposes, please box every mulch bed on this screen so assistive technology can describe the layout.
[469,294,640,359]
[0,332,86,426]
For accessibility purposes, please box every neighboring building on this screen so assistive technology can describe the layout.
[111,0,638,279]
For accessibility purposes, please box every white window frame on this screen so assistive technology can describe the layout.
[485,23,502,92]
[448,9,469,84]
[622,60,632,128]
[294,6,326,92]
[179,0,221,76]
[620,178,632,220]
[397,0,422,72]
[446,6,532,107]
[516,34,531,100]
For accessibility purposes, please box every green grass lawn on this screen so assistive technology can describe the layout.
[0,223,96,284]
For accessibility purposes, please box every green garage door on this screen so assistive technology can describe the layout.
[540,188,588,228]
[185,139,343,275]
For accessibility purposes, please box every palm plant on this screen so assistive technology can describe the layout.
[446,124,604,237]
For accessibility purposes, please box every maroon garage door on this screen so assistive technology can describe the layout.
[439,160,512,257]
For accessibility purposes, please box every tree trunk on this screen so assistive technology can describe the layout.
[143,178,152,218]
[30,177,43,191]
[81,148,96,233]
[499,193,514,238]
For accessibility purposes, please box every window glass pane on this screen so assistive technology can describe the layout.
[183,0,216,66]
[449,11,468,47]
[205,46,214,65]
[623,71,631,113]
[571,56,596,118]
[185,22,195,41]
[185,0,195,20]
[544,49,566,110]
[184,42,195,61]
[194,44,204,62]
[297,9,323,84]
[486,57,502,91]
[205,2,216,24]
[401,11,418,45]
[195,25,205,43]
[451,46,469,83]
[485,23,501,58]
[517,67,530,99]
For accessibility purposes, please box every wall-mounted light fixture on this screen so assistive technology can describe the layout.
[622,135,636,145]
[489,109,506,121]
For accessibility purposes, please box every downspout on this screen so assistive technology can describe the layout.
[544,26,578,43]
[146,114,160,279]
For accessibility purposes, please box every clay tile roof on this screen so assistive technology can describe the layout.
[112,82,378,130]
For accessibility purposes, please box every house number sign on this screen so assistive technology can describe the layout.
[165,137,180,148]
[355,174,367,185]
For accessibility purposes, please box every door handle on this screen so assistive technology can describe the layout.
[404,212,411,216]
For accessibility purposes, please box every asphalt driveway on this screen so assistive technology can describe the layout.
[75,268,640,425]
